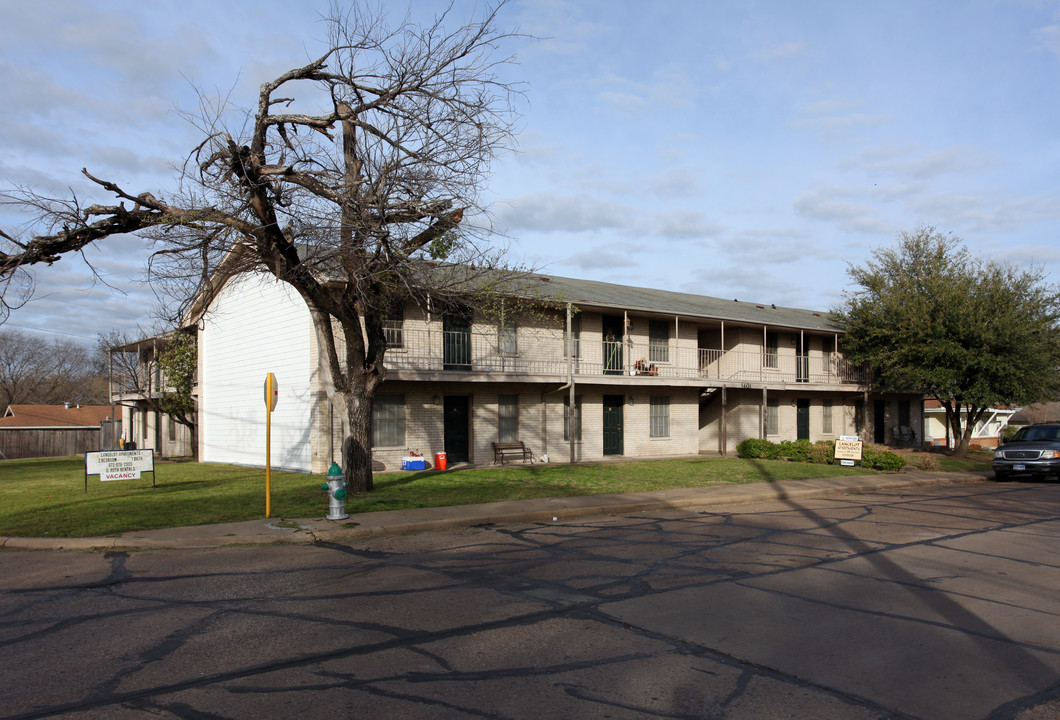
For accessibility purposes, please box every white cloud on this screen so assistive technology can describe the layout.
[794,186,892,234]
[643,167,704,198]
[847,145,996,181]
[655,211,725,239]
[1035,23,1060,54]
[496,193,628,233]
[564,246,641,272]
[909,191,1060,232]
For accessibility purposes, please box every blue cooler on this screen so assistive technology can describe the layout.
[401,456,426,471]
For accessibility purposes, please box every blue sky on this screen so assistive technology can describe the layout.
[2,0,1059,344]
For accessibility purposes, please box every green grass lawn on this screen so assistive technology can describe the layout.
[0,454,911,538]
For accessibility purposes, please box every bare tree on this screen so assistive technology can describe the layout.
[0,330,106,412]
[1016,402,1060,426]
[1,4,529,490]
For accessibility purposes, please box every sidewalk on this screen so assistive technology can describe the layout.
[0,470,991,551]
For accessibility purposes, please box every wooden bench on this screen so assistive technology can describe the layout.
[493,441,533,464]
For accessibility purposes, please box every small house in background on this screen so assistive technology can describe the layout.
[1006,401,1060,430]
[922,399,1017,450]
[0,404,119,459]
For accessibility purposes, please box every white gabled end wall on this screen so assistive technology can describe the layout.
[200,272,314,472]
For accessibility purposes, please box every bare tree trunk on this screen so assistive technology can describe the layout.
[342,394,374,493]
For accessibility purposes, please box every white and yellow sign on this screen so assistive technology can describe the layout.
[834,438,863,465]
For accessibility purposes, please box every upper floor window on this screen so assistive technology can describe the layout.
[649,320,670,363]
[565,314,581,359]
[498,317,518,355]
[764,331,779,369]
[382,304,405,349]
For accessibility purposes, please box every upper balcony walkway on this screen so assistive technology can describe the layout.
[383,329,868,387]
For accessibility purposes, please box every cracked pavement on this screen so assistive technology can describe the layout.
[1,480,1059,719]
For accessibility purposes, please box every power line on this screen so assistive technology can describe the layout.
[1,323,98,341]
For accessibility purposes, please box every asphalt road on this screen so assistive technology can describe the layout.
[1,480,1058,719]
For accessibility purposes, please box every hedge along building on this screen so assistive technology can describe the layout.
[190,268,923,473]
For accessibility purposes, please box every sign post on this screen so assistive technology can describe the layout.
[264,373,278,517]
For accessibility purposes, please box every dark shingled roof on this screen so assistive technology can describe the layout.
[228,256,843,333]
[522,272,843,332]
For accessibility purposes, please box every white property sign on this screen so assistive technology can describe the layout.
[834,436,863,467]
[85,450,155,488]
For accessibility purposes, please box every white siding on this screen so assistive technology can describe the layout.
[201,273,314,471]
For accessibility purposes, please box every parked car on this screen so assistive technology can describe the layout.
[992,423,1060,481]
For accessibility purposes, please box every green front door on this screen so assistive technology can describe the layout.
[444,396,470,463]
[797,398,810,440]
[603,395,624,455]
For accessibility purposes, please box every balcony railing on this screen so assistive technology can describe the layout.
[382,328,869,385]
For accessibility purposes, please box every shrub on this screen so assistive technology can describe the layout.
[907,453,938,471]
[862,444,906,471]
[1001,424,1020,443]
[737,438,776,459]
[808,440,835,464]
[778,439,814,462]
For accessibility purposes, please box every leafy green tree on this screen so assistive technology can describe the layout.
[156,331,197,460]
[836,227,1060,456]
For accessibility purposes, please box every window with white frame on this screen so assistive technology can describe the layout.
[498,316,517,355]
[649,320,670,363]
[371,394,406,447]
[650,396,670,438]
[498,394,519,442]
[764,331,779,369]
[382,304,405,349]
[766,398,779,435]
[563,395,582,442]
[565,314,581,359]
[822,399,833,434]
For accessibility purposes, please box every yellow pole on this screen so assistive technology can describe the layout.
[266,408,272,518]
[264,372,277,518]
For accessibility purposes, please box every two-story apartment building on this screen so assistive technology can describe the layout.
[194,269,921,473]
[109,332,196,458]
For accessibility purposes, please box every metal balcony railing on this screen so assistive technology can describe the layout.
[381,328,868,385]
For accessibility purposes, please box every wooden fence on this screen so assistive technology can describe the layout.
[0,420,122,460]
